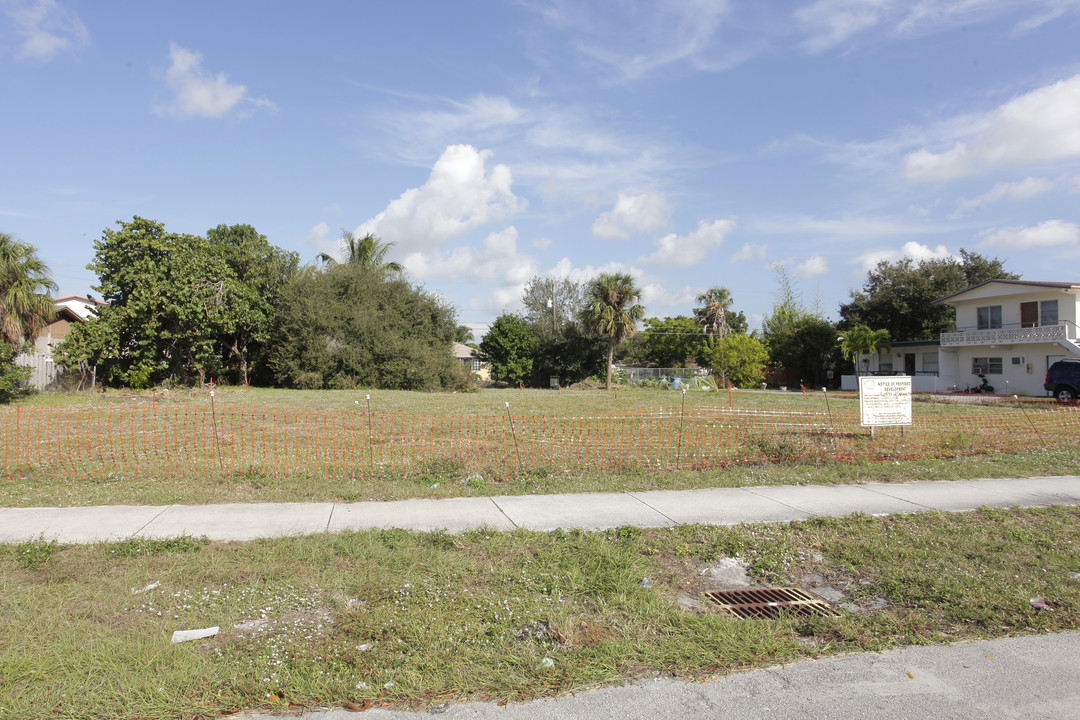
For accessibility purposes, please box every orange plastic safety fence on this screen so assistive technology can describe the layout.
[1,403,1077,479]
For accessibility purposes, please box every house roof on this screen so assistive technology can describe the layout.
[451,342,476,359]
[932,279,1080,305]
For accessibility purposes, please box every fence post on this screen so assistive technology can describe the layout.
[209,388,224,474]
[366,394,374,475]
[675,388,686,469]
[1014,395,1047,451]
[505,401,524,474]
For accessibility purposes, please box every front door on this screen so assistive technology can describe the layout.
[904,353,916,375]
[1021,302,1038,328]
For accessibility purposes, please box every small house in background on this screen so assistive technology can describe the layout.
[18,294,107,389]
[452,342,490,382]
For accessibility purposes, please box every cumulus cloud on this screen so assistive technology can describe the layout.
[402,227,539,284]
[157,43,276,119]
[641,283,701,310]
[729,242,767,263]
[978,220,1080,249]
[639,218,736,267]
[592,192,671,239]
[356,145,525,253]
[303,222,333,256]
[3,0,88,61]
[793,254,829,278]
[954,176,1063,214]
[904,74,1080,181]
[850,241,954,274]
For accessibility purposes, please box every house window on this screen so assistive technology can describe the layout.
[922,352,939,373]
[972,357,1003,375]
[471,359,484,372]
[1041,300,1058,326]
[877,350,892,373]
[976,305,1002,329]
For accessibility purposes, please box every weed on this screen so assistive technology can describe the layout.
[7,536,61,569]
[107,535,208,558]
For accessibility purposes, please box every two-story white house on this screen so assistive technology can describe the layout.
[932,279,1080,396]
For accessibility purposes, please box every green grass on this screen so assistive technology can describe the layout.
[2,506,1078,719]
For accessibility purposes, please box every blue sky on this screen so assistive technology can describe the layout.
[2,1,1079,338]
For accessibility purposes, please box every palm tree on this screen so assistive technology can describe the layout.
[583,272,646,390]
[694,286,733,338]
[317,229,404,276]
[839,325,891,375]
[0,232,57,345]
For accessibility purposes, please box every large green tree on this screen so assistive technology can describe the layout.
[479,314,537,385]
[520,274,587,340]
[582,273,645,390]
[519,274,605,387]
[701,333,768,388]
[0,232,57,345]
[762,267,838,387]
[640,315,704,367]
[317,230,403,276]
[57,217,231,387]
[207,224,299,386]
[269,264,468,391]
[839,249,1018,340]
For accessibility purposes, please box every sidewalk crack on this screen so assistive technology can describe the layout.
[860,485,935,510]
[489,498,518,529]
[326,503,336,533]
[134,505,172,538]
[626,492,678,526]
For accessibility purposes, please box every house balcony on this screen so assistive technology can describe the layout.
[940,321,1077,348]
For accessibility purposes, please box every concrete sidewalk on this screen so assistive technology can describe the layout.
[2,475,1079,544]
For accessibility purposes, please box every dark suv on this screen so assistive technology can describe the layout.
[1045,360,1080,402]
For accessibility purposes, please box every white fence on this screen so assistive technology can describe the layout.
[15,352,62,389]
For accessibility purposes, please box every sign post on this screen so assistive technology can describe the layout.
[858,376,912,431]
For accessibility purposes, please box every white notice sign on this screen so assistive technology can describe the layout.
[858,376,912,427]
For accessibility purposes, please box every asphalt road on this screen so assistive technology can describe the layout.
[238,631,1080,720]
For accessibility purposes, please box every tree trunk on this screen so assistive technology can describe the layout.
[606,337,615,390]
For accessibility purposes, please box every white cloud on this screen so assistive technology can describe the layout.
[850,241,954,274]
[156,43,275,119]
[591,192,671,239]
[641,283,701,310]
[794,0,1080,54]
[532,236,553,250]
[729,242,767,263]
[402,227,539,284]
[954,176,1063,214]
[904,74,1080,181]
[978,219,1080,249]
[3,0,88,61]
[548,257,644,286]
[357,145,525,253]
[639,218,736,267]
[794,254,829,278]
[303,222,333,256]
[530,0,743,82]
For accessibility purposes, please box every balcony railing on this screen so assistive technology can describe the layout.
[940,321,1077,347]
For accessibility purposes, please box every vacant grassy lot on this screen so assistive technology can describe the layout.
[2,506,1078,720]
[2,386,1076,507]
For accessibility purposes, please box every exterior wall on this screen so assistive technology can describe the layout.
[33,317,73,352]
[937,344,1062,396]
[950,285,1078,332]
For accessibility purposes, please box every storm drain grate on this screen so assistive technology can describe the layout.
[702,588,840,619]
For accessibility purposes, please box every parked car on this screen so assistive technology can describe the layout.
[1044,360,1080,402]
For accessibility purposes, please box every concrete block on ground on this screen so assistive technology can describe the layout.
[328,497,514,533]
[0,505,166,544]
[493,492,673,531]
[138,503,334,541]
